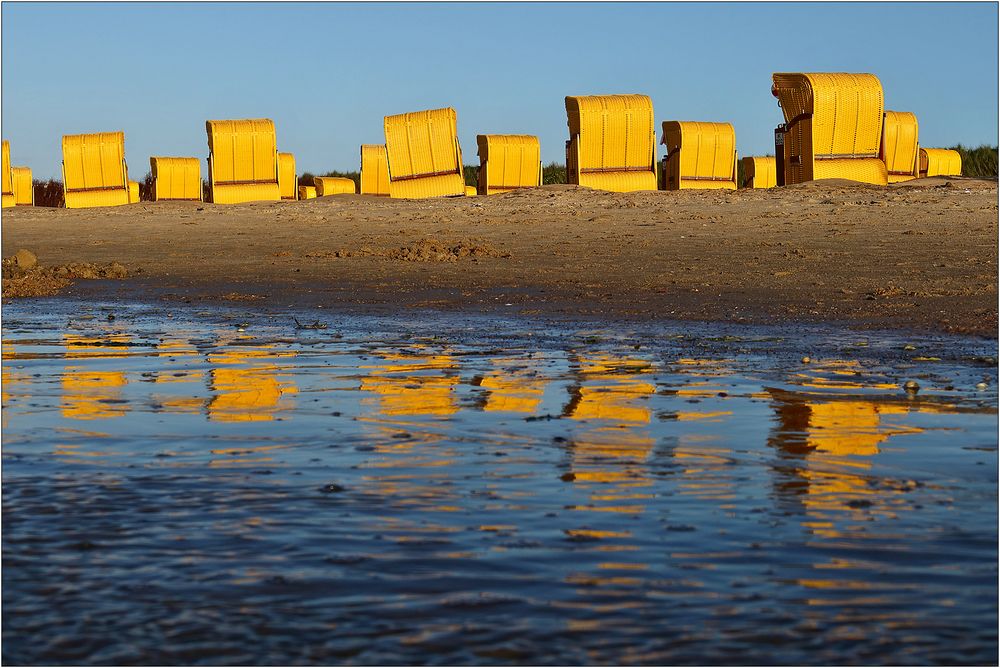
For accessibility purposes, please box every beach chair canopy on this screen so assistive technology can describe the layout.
[360,144,390,196]
[278,152,297,200]
[476,134,541,195]
[661,121,737,190]
[61,131,134,208]
[383,107,465,198]
[880,111,919,183]
[1,140,13,208]
[742,156,776,189]
[919,148,962,177]
[205,118,280,204]
[771,73,888,186]
[314,176,356,196]
[150,156,202,201]
[564,94,657,192]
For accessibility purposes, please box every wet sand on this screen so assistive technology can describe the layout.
[2,177,997,337]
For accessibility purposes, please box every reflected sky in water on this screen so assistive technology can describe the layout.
[2,301,997,665]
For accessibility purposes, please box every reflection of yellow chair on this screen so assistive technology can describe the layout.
[314,176,356,196]
[361,351,459,417]
[476,134,542,195]
[150,157,202,201]
[771,73,888,186]
[278,152,297,200]
[12,166,33,205]
[880,111,919,183]
[661,121,737,190]
[298,185,316,200]
[205,118,281,204]
[479,363,546,413]
[207,346,297,422]
[384,107,466,199]
[360,144,390,196]
[741,156,776,189]
[1,140,14,208]
[919,148,962,177]
[565,95,657,192]
[61,131,138,208]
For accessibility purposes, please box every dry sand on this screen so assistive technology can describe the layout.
[2,177,997,337]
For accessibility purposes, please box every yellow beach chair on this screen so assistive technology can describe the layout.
[61,131,137,208]
[771,73,888,186]
[465,185,477,197]
[564,94,657,192]
[205,118,281,204]
[150,157,202,201]
[298,185,317,200]
[661,121,737,190]
[278,152,297,200]
[314,176,356,196]
[12,166,33,205]
[919,148,962,177]
[880,111,919,183]
[360,144,390,196]
[1,141,14,208]
[384,107,466,199]
[741,156,776,189]
[476,134,541,195]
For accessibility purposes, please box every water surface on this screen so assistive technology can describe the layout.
[3,299,997,665]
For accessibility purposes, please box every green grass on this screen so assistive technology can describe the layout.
[950,145,998,178]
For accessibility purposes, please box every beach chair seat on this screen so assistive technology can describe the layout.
[150,157,202,201]
[465,185,477,196]
[384,107,466,199]
[565,95,657,192]
[278,152,297,200]
[61,131,136,208]
[298,185,317,200]
[880,111,919,183]
[661,121,737,190]
[206,119,281,204]
[360,144,390,196]
[771,73,888,186]
[741,156,776,189]
[919,148,962,177]
[314,176,356,196]
[12,166,33,205]
[476,134,542,195]
[2,141,14,208]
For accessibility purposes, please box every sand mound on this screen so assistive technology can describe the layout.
[2,250,130,298]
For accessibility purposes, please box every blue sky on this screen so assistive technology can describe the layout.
[3,2,997,179]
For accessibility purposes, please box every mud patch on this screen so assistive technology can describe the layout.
[305,238,511,263]
[2,251,130,298]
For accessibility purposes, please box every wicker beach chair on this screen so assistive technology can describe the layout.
[314,176,356,196]
[564,94,657,192]
[278,152,297,200]
[771,73,888,186]
[2,141,14,208]
[741,156,776,189]
[880,111,919,183]
[12,166,33,206]
[150,157,202,201]
[205,118,281,204]
[61,131,137,208]
[661,121,737,190]
[383,107,466,199]
[360,144,390,196]
[918,148,962,177]
[476,134,542,195]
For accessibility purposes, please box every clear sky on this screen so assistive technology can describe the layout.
[3,2,997,179]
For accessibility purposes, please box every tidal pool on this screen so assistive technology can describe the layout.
[3,298,997,665]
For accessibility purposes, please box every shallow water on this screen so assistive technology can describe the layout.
[3,299,997,665]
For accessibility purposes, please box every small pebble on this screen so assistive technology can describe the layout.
[976,382,988,391]
[903,344,916,351]
[801,356,811,364]
[904,380,920,392]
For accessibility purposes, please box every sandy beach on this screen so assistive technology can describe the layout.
[3,177,997,337]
